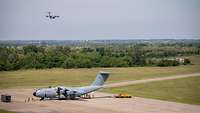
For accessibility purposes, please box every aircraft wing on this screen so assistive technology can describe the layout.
[59,86,102,97]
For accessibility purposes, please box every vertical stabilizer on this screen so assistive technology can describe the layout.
[91,71,110,86]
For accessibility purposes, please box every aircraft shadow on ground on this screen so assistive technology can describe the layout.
[91,96,113,99]
[29,95,113,102]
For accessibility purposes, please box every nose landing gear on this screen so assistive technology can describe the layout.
[33,92,36,96]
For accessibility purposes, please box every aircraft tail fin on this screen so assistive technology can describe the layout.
[91,71,110,86]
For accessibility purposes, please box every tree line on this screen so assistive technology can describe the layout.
[0,43,199,71]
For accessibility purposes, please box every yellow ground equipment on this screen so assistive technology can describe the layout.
[115,93,132,98]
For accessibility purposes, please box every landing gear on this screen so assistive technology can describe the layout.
[70,96,75,100]
[40,97,44,101]
[63,94,76,100]
[69,94,77,100]
[40,93,46,101]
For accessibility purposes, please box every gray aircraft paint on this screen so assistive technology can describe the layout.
[91,72,110,86]
[33,71,110,100]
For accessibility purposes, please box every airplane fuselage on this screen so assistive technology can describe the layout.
[33,72,109,100]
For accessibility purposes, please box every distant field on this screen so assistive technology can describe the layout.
[0,55,199,89]
[102,76,200,105]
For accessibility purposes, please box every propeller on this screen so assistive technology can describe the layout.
[64,89,69,96]
[56,87,62,99]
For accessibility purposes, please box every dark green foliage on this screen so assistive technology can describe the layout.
[128,47,146,66]
[0,42,198,71]
[99,56,126,67]
[157,59,180,67]
[183,58,191,65]
[62,57,76,68]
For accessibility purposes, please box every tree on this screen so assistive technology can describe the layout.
[23,45,40,54]
[62,57,76,68]
[99,56,128,67]
[183,58,191,65]
[157,59,179,67]
[128,46,146,66]
[96,47,105,56]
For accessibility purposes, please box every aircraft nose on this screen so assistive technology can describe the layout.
[33,91,36,96]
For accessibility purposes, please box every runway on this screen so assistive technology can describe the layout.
[0,88,200,113]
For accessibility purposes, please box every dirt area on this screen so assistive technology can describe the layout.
[105,73,200,88]
[0,88,200,113]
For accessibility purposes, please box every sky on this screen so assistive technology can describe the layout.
[0,0,200,40]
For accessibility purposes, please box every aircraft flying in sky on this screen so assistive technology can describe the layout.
[33,71,110,100]
[46,12,60,19]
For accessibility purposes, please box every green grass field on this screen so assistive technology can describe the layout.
[102,76,200,105]
[0,109,18,113]
[0,55,199,89]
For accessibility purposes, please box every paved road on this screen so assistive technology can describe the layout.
[104,73,200,88]
[0,89,200,113]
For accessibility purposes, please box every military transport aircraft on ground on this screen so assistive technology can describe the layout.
[33,71,110,100]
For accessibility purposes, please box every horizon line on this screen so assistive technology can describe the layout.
[0,38,200,41]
